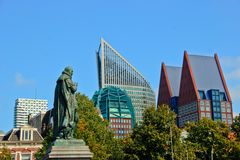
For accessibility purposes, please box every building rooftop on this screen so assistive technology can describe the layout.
[188,54,226,99]
[165,66,182,97]
[1,126,43,142]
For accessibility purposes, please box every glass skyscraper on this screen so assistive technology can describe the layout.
[96,38,155,124]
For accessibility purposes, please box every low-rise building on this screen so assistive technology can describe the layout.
[0,125,43,160]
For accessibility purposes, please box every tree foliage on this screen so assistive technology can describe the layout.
[231,114,240,140]
[123,104,195,160]
[35,92,123,160]
[186,118,240,160]
[0,146,12,160]
[75,92,124,160]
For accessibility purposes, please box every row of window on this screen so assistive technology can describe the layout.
[200,112,211,118]
[198,90,227,101]
[114,135,126,139]
[21,129,32,141]
[110,124,131,129]
[199,101,231,113]
[110,118,131,123]
[113,129,130,134]
[222,115,232,125]
[222,113,232,124]
[179,113,198,127]
[221,102,231,112]
[200,106,211,111]
[178,102,197,116]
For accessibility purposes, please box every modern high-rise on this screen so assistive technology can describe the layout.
[96,38,156,124]
[14,98,48,128]
[92,86,135,138]
[158,51,233,127]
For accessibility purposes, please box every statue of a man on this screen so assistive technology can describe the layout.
[53,66,78,140]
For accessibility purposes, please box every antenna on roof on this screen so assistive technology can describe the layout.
[35,88,37,99]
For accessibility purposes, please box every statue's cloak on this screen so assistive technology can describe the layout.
[53,72,72,138]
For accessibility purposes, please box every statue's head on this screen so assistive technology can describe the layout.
[63,66,73,76]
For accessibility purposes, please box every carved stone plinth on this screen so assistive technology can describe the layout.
[44,139,93,160]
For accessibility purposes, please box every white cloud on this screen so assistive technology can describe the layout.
[15,73,35,86]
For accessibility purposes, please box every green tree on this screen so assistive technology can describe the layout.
[231,114,240,140]
[186,118,240,160]
[75,92,124,160]
[35,92,123,160]
[0,145,12,160]
[123,104,195,160]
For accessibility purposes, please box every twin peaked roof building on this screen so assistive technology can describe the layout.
[158,51,233,127]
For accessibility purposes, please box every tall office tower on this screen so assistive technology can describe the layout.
[92,86,135,138]
[96,38,156,124]
[158,51,233,128]
[14,98,48,128]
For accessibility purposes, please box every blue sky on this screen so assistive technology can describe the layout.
[0,0,240,132]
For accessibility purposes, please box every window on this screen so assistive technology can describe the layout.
[222,114,226,118]
[214,113,221,118]
[220,92,227,101]
[21,130,24,140]
[227,108,231,112]
[199,91,206,99]
[213,107,217,112]
[206,101,210,106]
[206,106,210,111]
[22,154,31,160]
[25,131,28,140]
[227,114,232,119]
[206,113,211,118]
[221,106,226,112]
[228,120,232,124]
[212,96,216,100]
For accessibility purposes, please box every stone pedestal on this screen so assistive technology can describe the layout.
[44,139,93,160]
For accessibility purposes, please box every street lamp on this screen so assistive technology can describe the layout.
[170,125,174,160]
[209,131,214,160]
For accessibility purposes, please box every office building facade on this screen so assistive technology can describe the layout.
[14,98,48,128]
[92,86,135,138]
[158,51,233,127]
[96,38,155,124]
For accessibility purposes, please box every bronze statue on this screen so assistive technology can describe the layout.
[53,66,78,140]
